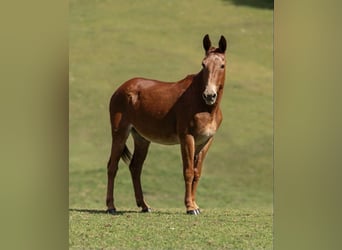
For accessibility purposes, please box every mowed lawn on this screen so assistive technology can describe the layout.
[70,0,273,249]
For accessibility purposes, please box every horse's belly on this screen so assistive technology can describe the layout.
[132,123,180,145]
[143,134,179,145]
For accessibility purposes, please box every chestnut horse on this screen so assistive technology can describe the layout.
[106,34,227,215]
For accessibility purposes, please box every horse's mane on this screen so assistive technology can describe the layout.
[207,47,224,54]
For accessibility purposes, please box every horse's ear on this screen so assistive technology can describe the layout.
[203,34,211,53]
[218,35,227,53]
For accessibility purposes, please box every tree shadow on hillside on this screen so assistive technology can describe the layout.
[224,0,274,9]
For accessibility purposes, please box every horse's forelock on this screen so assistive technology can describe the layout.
[206,47,224,55]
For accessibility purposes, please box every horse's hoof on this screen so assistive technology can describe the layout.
[141,207,152,213]
[187,209,200,215]
[107,208,117,215]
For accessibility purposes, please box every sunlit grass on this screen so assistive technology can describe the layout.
[69,208,272,249]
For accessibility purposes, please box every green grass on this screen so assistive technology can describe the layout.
[69,208,272,250]
[70,0,273,248]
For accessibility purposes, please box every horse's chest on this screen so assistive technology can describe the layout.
[191,112,219,145]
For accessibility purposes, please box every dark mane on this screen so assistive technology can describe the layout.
[207,47,224,54]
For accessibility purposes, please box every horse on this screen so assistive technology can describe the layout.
[106,34,227,215]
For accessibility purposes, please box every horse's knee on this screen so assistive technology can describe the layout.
[184,168,194,181]
[193,168,201,182]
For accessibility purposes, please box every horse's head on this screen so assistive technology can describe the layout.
[201,34,227,106]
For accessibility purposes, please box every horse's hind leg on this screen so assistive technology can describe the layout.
[129,129,151,212]
[106,114,130,214]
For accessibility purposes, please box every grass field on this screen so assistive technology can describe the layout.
[69,208,272,249]
[70,0,273,248]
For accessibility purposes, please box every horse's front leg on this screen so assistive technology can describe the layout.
[180,134,197,214]
[192,137,214,214]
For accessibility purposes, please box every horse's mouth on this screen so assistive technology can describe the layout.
[204,99,216,105]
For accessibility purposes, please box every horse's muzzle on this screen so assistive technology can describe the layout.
[202,92,217,105]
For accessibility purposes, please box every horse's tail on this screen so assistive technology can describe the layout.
[121,144,132,165]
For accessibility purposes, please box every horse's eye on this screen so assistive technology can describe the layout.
[221,64,225,69]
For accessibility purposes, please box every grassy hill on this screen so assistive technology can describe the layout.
[70,0,273,248]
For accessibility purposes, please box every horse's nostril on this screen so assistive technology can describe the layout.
[202,91,217,105]
[207,93,217,100]
[203,92,217,106]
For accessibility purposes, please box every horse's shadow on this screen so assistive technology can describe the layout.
[69,208,175,215]
[69,208,137,215]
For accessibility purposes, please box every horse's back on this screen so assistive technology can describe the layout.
[118,76,193,93]
[111,76,194,108]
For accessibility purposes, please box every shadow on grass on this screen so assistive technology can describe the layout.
[224,0,274,9]
[69,208,137,215]
[69,208,176,215]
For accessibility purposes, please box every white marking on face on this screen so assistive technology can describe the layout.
[205,82,218,94]
[202,54,225,105]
